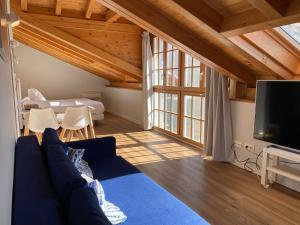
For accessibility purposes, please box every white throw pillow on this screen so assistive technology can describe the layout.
[28,88,47,101]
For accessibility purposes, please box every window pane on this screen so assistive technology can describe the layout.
[172,69,179,86]
[192,96,201,119]
[159,70,164,86]
[184,117,191,138]
[173,50,179,68]
[171,114,177,134]
[167,51,172,69]
[193,58,200,67]
[154,110,158,126]
[166,94,171,112]
[192,119,201,142]
[184,68,192,87]
[153,38,158,53]
[159,39,164,52]
[154,92,159,109]
[166,69,172,86]
[185,54,192,67]
[172,94,178,113]
[192,67,200,87]
[154,54,158,69]
[184,95,192,116]
[165,112,171,131]
[159,93,164,110]
[159,111,164,129]
[153,70,158,85]
[159,53,164,69]
[167,43,173,51]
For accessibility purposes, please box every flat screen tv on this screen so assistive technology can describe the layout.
[254,81,300,153]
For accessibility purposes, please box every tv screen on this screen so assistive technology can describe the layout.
[254,81,300,152]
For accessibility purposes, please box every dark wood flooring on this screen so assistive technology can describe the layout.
[94,113,300,225]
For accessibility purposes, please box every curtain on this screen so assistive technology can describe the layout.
[142,31,154,130]
[204,67,233,162]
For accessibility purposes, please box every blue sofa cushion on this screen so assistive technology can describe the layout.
[42,128,68,153]
[13,136,65,225]
[68,186,112,225]
[90,156,209,225]
[46,144,87,205]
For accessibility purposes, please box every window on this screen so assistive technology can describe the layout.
[281,23,300,45]
[154,92,178,134]
[152,37,206,146]
[183,95,205,144]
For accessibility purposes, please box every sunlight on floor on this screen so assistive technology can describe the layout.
[95,130,202,165]
[117,146,164,165]
[126,131,168,143]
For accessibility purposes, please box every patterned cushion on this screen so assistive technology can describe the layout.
[68,147,85,169]
[81,174,127,225]
[78,159,93,179]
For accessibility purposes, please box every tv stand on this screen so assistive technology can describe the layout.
[261,146,300,188]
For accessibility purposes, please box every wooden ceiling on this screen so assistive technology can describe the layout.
[11,0,300,88]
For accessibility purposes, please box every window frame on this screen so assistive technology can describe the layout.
[152,37,206,147]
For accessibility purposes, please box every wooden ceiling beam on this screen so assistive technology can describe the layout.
[105,10,121,23]
[85,0,95,19]
[170,0,223,32]
[13,32,122,81]
[222,0,299,37]
[97,0,256,86]
[55,0,62,16]
[229,36,294,80]
[14,25,127,81]
[247,0,288,19]
[107,82,142,90]
[30,13,141,33]
[12,6,142,81]
[21,0,28,11]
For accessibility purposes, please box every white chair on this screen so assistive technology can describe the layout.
[60,106,90,141]
[28,108,60,141]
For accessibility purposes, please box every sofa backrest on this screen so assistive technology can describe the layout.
[13,136,66,225]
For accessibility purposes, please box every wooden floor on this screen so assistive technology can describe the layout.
[94,113,300,225]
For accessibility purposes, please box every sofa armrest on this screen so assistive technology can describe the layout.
[66,137,116,163]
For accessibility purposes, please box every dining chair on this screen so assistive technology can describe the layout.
[28,108,60,142]
[60,106,90,142]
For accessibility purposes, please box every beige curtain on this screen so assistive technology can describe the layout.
[142,31,154,130]
[204,67,233,162]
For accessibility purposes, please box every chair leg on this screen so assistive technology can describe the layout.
[60,128,66,140]
[77,130,85,140]
[84,127,89,139]
[67,130,73,142]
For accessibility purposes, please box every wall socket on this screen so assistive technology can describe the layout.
[244,143,255,152]
[233,141,242,149]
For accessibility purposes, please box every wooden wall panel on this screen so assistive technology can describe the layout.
[62,27,142,67]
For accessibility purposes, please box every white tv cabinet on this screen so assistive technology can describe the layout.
[261,146,300,188]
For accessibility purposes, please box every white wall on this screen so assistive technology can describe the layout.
[15,43,108,99]
[0,10,18,225]
[103,87,143,126]
[231,101,300,192]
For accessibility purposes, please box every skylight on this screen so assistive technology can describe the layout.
[281,23,300,45]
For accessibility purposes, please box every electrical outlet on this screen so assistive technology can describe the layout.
[244,143,255,152]
[233,141,242,149]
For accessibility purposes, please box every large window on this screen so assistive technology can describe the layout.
[153,37,206,146]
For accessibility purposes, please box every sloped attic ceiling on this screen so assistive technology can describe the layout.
[11,0,300,88]
[11,0,143,84]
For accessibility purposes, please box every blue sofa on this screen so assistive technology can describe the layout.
[13,131,209,225]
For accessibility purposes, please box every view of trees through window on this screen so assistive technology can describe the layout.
[152,37,206,146]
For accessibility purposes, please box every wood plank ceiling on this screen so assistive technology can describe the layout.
[11,0,300,89]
